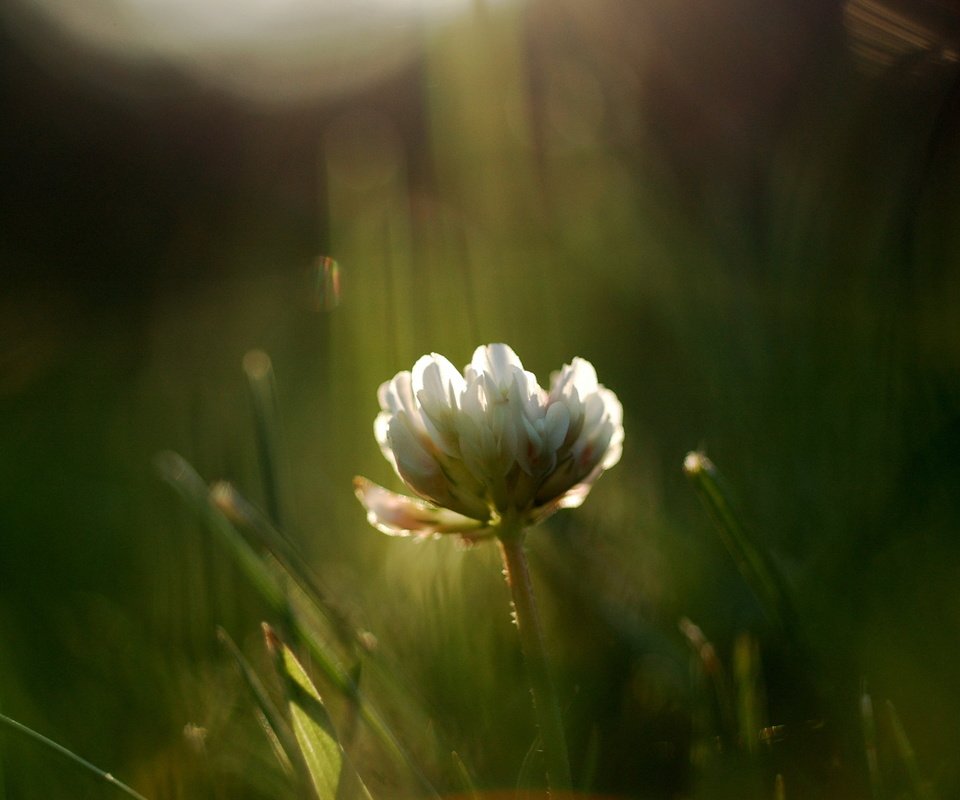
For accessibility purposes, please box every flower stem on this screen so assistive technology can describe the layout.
[498,527,572,792]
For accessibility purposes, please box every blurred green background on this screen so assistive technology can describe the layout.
[2,0,960,796]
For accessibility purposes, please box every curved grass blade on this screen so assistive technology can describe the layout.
[733,633,764,755]
[217,628,297,779]
[860,684,882,800]
[211,481,358,652]
[683,451,798,635]
[679,617,736,745]
[155,451,286,611]
[158,452,439,797]
[451,750,480,800]
[515,733,544,798]
[774,773,786,800]
[265,625,344,800]
[887,700,938,800]
[0,713,149,800]
[211,480,451,772]
[242,349,291,532]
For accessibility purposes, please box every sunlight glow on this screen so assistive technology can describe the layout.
[16,0,518,102]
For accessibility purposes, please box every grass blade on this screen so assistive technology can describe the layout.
[679,617,736,745]
[887,700,938,800]
[683,451,797,635]
[0,713,149,800]
[157,452,349,698]
[451,750,480,800]
[515,733,544,798]
[860,684,882,800]
[242,349,291,532]
[211,481,359,652]
[217,628,297,779]
[774,773,786,800]
[265,625,343,800]
[733,633,765,755]
[155,451,286,611]
[159,452,439,797]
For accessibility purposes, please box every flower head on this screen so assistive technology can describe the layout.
[355,344,623,539]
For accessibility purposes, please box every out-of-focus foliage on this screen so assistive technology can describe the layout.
[2,0,960,796]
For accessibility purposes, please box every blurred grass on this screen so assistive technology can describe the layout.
[2,0,960,797]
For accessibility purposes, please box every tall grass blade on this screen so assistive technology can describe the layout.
[0,698,5,800]
[265,625,344,800]
[217,628,297,779]
[680,617,736,745]
[683,451,798,635]
[0,713,149,800]
[155,451,286,611]
[774,773,786,800]
[451,750,480,800]
[242,349,291,532]
[211,481,358,651]
[515,733,544,798]
[733,633,764,755]
[159,452,438,797]
[860,685,882,800]
[211,481,452,780]
[887,700,938,800]
[292,621,439,797]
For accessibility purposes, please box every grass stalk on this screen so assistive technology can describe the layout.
[158,452,439,797]
[243,349,290,532]
[683,451,797,636]
[0,713,149,800]
[497,522,572,792]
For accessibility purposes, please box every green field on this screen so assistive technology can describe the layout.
[2,1,959,797]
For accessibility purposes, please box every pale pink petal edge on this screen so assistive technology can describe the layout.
[354,477,489,538]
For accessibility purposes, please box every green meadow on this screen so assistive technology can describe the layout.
[2,1,959,797]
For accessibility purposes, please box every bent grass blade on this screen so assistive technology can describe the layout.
[157,451,439,797]
[265,625,343,800]
[887,700,938,800]
[265,625,376,800]
[217,628,298,780]
[683,451,798,636]
[211,481,358,652]
[0,713,149,800]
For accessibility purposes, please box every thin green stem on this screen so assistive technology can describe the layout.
[0,713,149,800]
[497,525,572,792]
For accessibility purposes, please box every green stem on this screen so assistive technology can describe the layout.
[497,525,572,792]
[0,713,149,800]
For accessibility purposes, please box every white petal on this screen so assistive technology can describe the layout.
[354,477,487,537]
[516,370,546,416]
[542,401,571,453]
[456,409,499,483]
[571,388,623,473]
[374,411,398,471]
[386,413,441,491]
[572,418,615,476]
[378,372,418,419]
[412,353,465,407]
[597,387,624,469]
[550,357,597,399]
[412,354,466,457]
[470,343,523,387]
[567,357,598,395]
[529,480,594,525]
[516,413,543,476]
[580,392,608,434]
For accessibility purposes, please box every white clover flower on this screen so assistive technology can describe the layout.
[354,343,623,540]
